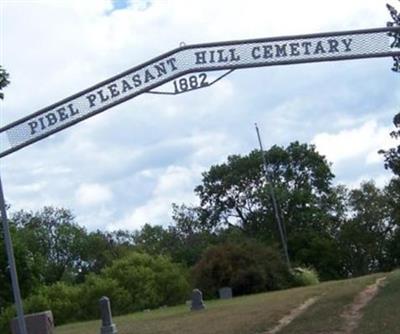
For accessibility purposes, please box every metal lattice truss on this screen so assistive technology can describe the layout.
[1,26,400,158]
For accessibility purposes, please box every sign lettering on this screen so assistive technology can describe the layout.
[1,27,399,158]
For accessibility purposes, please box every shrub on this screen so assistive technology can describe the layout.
[0,282,81,333]
[291,267,320,286]
[102,252,189,310]
[78,274,131,319]
[192,241,291,298]
[0,306,16,334]
[0,252,190,331]
[24,282,81,325]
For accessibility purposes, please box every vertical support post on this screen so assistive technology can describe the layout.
[255,123,291,270]
[0,174,28,334]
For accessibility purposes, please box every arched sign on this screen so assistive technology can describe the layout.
[0,25,399,158]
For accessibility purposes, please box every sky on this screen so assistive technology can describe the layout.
[0,0,399,231]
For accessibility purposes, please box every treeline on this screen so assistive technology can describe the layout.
[0,115,399,331]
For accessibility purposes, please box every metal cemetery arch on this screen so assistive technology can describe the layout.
[2,3,400,334]
[2,26,400,158]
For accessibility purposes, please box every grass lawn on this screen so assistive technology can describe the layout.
[55,272,389,334]
[278,273,384,334]
[353,270,400,334]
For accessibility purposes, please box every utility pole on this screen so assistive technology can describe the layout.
[255,123,291,270]
[0,66,28,334]
[0,175,28,334]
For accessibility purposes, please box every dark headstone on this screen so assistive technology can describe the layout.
[191,289,205,311]
[218,287,233,299]
[11,311,54,334]
[100,296,118,334]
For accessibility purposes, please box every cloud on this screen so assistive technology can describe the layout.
[75,183,113,206]
[312,120,396,166]
[108,165,201,230]
[345,172,392,190]
[1,0,398,231]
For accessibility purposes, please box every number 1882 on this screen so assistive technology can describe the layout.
[173,73,208,93]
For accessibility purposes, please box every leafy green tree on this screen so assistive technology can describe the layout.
[133,213,220,267]
[172,142,348,279]
[194,142,335,240]
[383,178,400,267]
[338,181,393,276]
[12,207,88,284]
[169,205,221,266]
[192,241,290,298]
[0,222,42,307]
[0,66,10,99]
[289,231,345,280]
[379,112,400,176]
[78,229,134,280]
[133,224,175,256]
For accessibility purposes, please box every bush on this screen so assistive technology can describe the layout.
[78,274,131,319]
[291,267,320,286]
[9,279,127,327]
[0,252,190,331]
[102,252,189,310]
[0,283,81,333]
[24,282,81,325]
[0,306,16,334]
[192,241,291,298]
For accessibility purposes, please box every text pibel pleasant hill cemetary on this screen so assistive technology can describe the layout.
[1,27,399,158]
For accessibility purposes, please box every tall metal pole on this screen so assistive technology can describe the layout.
[255,123,291,270]
[0,174,28,334]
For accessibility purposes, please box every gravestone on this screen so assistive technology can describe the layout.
[218,287,233,299]
[100,296,118,334]
[191,289,206,311]
[11,311,54,334]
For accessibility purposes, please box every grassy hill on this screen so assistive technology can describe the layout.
[55,270,400,334]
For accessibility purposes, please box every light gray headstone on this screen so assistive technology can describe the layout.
[190,289,205,311]
[11,310,54,334]
[218,287,233,299]
[100,296,118,334]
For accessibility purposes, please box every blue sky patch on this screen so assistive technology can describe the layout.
[112,0,131,11]
[107,0,151,15]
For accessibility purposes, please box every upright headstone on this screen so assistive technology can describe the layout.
[218,287,233,299]
[11,311,54,334]
[99,296,118,334]
[191,289,206,311]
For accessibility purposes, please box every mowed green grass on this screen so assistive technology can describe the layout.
[354,270,400,334]
[55,272,392,334]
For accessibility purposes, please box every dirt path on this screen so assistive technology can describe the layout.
[263,276,386,334]
[263,296,320,334]
[332,276,387,334]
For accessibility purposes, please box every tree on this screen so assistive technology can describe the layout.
[79,229,135,280]
[12,207,88,284]
[193,142,335,242]
[172,142,355,279]
[379,112,400,176]
[132,218,219,267]
[0,222,42,307]
[0,66,10,99]
[382,177,400,268]
[133,224,175,256]
[191,241,290,298]
[338,181,393,276]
